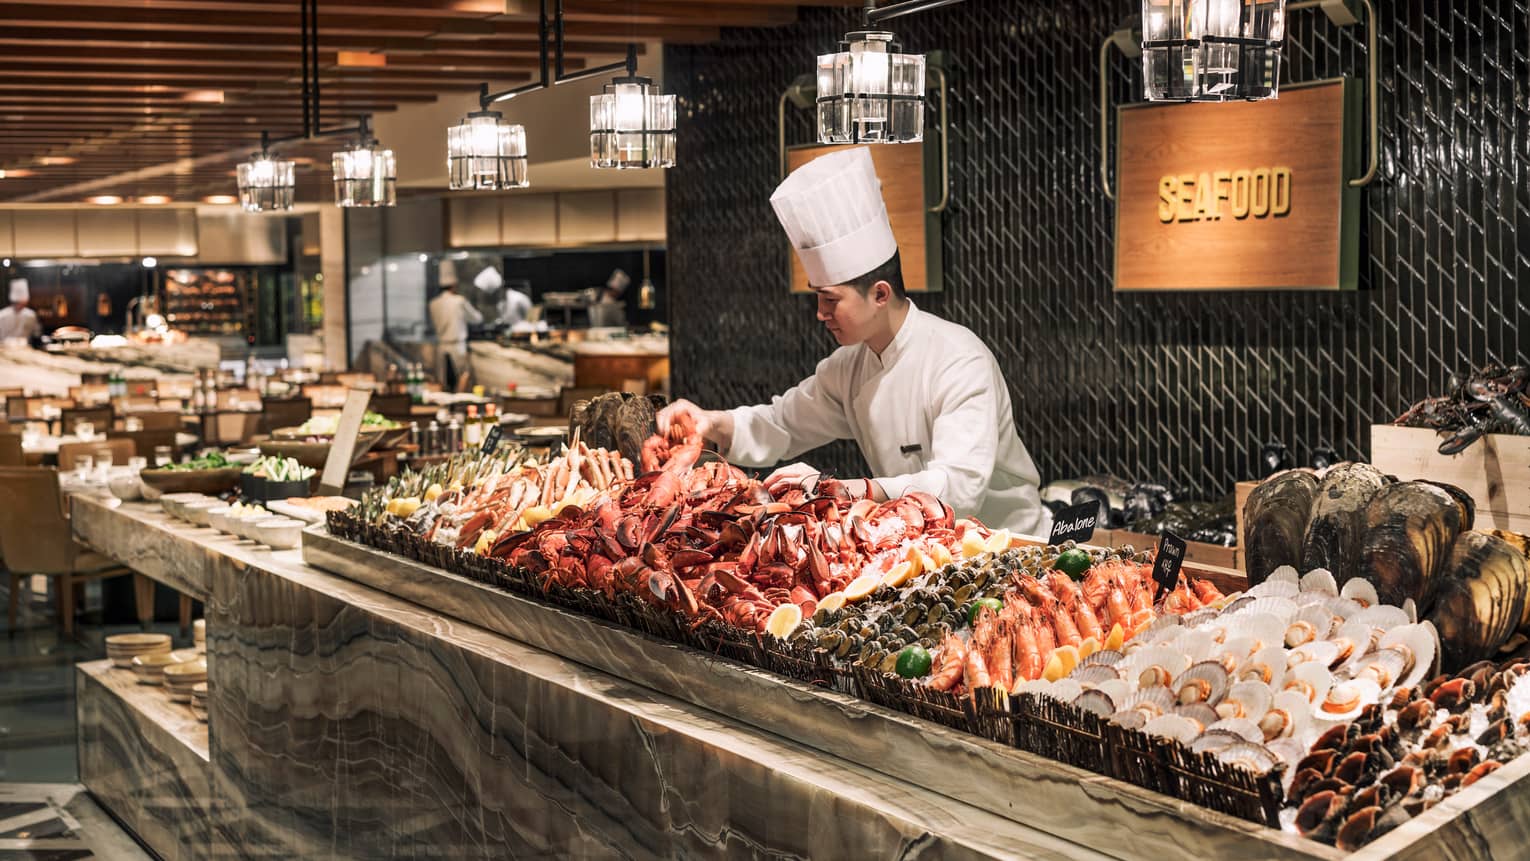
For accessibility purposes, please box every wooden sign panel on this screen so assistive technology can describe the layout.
[785,143,934,294]
[1114,78,1359,291]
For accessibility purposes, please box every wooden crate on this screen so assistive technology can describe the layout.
[1370,425,1530,533]
[1102,528,1240,571]
[1235,480,1261,570]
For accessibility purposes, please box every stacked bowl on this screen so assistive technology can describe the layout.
[106,633,171,668]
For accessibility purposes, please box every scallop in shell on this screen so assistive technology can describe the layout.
[1230,612,1288,652]
[1190,730,1242,755]
[1045,678,1084,704]
[1289,640,1340,669]
[1258,691,1312,742]
[1171,629,1219,663]
[1262,566,1302,590]
[1144,713,1203,744]
[1353,648,1409,689]
[1137,614,1184,642]
[1081,649,1126,668]
[1206,716,1264,742]
[1324,596,1365,622]
[1220,595,1255,616]
[1341,577,1379,607]
[1379,622,1440,689]
[1073,688,1117,717]
[1070,664,1121,687]
[1217,680,1275,722]
[1353,604,1412,633]
[1316,677,1381,722]
[1120,685,1175,720]
[1181,608,1221,629]
[1124,646,1191,690]
[1242,596,1299,623]
[1238,645,1288,687]
[1283,663,1334,706]
[1110,709,1148,730]
[1173,702,1219,730]
[1172,661,1231,706]
[1218,741,1280,774]
[1300,568,1340,597]
[1331,619,1379,667]
[1215,637,1259,672]
[1285,604,1337,648]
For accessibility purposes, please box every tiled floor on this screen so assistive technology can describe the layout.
[0,577,185,859]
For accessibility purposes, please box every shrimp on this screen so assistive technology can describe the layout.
[1032,605,1056,655]
[983,618,1014,691]
[1105,586,1133,630]
[1073,596,1105,643]
[1051,599,1082,648]
[927,635,965,691]
[964,641,991,691]
[1192,579,1224,605]
[1046,571,1080,607]
[1012,613,1044,683]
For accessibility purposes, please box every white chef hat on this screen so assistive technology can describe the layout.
[770,147,896,288]
[438,258,459,287]
[8,278,28,303]
[473,265,504,292]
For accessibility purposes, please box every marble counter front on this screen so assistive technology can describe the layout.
[73,498,1108,859]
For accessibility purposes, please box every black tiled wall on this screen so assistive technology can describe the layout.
[664,0,1529,498]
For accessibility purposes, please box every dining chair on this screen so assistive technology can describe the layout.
[133,410,185,431]
[260,397,313,435]
[368,393,412,426]
[107,429,176,459]
[57,438,135,471]
[61,405,114,436]
[0,433,21,467]
[0,467,147,636]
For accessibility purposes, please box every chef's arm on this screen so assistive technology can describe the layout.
[872,357,998,516]
[725,362,853,469]
[462,297,484,326]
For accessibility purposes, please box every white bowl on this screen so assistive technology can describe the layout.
[108,474,144,501]
[253,517,303,550]
[206,506,236,533]
[232,513,268,541]
[180,499,223,526]
[160,493,205,518]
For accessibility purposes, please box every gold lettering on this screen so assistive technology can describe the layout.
[1159,175,1179,223]
[1213,171,1232,219]
[1251,168,1271,217]
[1230,170,1251,218]
[1193,172,1216,220]
[1271,166,1292,216]
[1178,174,1197,222]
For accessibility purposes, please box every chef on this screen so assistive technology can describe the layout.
[0,278,40,344]
[428,259,483,391]
[474,264,532,328]
[659,148,1049,535]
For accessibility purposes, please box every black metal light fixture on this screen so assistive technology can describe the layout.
[1140,0,1287,102]
[453,0,674,181]
[237,133,296,213]
[815,0,963,145]
[332,116,396,207]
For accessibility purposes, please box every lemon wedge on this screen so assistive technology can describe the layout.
[929,542,953,568]
[882,561,916,589]
[844,573,883,601]
[1077,637,1100,660]
[960,531,988,559]
[423,483,444,503]
[765,604,803,639]
[1052,645,1080,677]
[521,505,554,527]
[1041,652,1068,682]
[1105,623,1125,652]
[816,592,847,613]
[984,529,1013,555]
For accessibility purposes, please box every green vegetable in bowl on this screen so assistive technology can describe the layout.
[242,455,315,482]
[159,451,231,471]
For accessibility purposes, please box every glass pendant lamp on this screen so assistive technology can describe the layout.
[447,111,529,189]
[816,30,926,144]
[589,76,676,169]
[332,126,396,207]
[1142,0,1286,101]
[236,149,295,213]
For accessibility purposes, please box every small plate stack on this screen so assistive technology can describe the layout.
[192,619,206,654]
[131,651,178,685]
[163,659,207,703]
[106,633,172,668]
[190,682,208,722]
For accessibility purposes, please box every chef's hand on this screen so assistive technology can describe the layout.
[763,462,821,493]
[656,399,734,449]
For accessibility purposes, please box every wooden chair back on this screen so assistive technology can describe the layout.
[129,410,184,431]
[107,429,176,459]
[0,433,21,467]
[57,438,135,470]
[260,397,313,434]
[61,405,114,435]
[0,467,74,573]
[368,393,413,424]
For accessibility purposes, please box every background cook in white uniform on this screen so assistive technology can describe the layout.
[0,279,41,343]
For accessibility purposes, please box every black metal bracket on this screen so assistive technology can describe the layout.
[476,0,640,110]
[299,0,321,138]
[255,116,371,156]
[862,0,966,28]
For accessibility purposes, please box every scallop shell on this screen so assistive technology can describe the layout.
[1243,596,1300,623]
[1013,678,1051,695]
[1189,729,1242,755]
[1179,608,1220,631]
[1267,736,1310,767]
[1206,716,1264,742]
[1219,680,1275,721]
[1324,596,1365,621]
[1316,677,1381,722]
[1340,577,1379,607]
[1283,663,1334,705]
[1045,679,1084,704]
[1070,664,1121,687]
[1353,647,1409,689]
[1144,713,1203,744]
[1081,648,1126,668]
[1230,612,1288,651]
[1123,646,1192,690]
[1238,645,1288,687]
[1353,604,1411,632]
[1172,629,1219,663]
[1300,568,1339,596]
[1109,709,1147,730]
[1288,640,1340,669]
[1073,688,1117,717]
[1137,614,1184,642]
[1121,684,1175,719]
[1172,661,1231,706]
[1401,597,1417,623]
[1216,637,1260,670]
[1173,702,1219,730]
[1218,741,1280,774]
[1379,622,1440,689]
[1331,619,1379,667]
[1258,691,1312,741]
[1095,679,1132,708]
[1263,566,1301,589]
[1221,595,1255,615]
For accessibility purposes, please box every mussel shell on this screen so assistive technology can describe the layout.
[1359,481,1467,610]
[1425,531,1529,672]
[1244,470,1320,584]
[1300,463,1388,581]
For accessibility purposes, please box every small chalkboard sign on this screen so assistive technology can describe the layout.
[1048,501,1100,546]
[317,388,373,496]
[481,423,502,456]
[1152,531,1188,599]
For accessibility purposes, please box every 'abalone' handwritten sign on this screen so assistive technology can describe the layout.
[1048,502,1100,546]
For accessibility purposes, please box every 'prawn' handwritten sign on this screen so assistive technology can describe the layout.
[1048,502,1100,546]
[481,423,502,456]
[1152,531,1188,599]
[1115,78,1359,291]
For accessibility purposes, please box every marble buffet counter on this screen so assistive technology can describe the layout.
[70,496,1530,860]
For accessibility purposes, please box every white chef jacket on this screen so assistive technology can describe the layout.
[0,306,39,342]
[726,302,1051,536]
[428,291,483,345]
